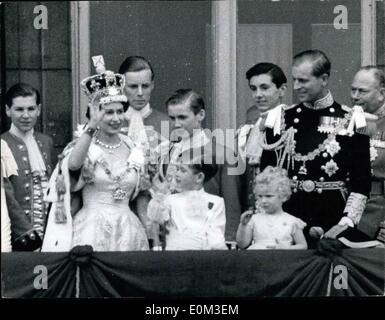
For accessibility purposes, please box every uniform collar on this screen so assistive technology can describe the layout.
[9,124,34,140]
[303,90,334,110]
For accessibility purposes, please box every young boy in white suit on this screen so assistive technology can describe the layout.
[148,156,227,251]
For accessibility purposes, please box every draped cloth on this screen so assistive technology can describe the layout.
[2,246,384,298]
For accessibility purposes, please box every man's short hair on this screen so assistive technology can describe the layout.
[118,56,154,80]
[5,83,41,107]
[166,89,205,115]
[246,62,287,88]
[359,65,385,89]
[293,49,331,77]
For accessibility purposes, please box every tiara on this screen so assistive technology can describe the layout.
[80,55,127,105]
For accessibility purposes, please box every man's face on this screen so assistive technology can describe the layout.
[123,69,154,110]
[292,61,327,103]
[6,95,40,133]
[167,101,205,140]
[351,70,385,114]
[249,74,286,113]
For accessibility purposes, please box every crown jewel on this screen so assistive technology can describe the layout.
[80,55,127,105]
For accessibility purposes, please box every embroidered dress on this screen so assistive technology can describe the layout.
[42,135,149,252]
[70,140,149,251]
[247,211,306,250]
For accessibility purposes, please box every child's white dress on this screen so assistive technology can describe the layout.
[148,188,227,250]
[247,211,306,249]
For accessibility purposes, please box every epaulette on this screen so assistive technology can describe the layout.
[283,104,296,111]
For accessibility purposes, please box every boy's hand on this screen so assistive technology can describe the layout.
[151,172,170,196]
[240,210,254,225]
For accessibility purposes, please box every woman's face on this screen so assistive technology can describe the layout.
[99,102,125,135]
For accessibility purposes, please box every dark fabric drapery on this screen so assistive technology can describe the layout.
[2,246,384,298]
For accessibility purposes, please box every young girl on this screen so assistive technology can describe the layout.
[236,166,307,250]
[147,159,227,250]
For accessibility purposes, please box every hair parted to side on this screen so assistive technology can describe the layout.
[189,160,218,184]
[254,166,292,202]
[118,55,154,80]
[359,65,385,89]
[5,83,41,107]
[293,49,331,77]
[246,62,287,88]
[166,88,205,115]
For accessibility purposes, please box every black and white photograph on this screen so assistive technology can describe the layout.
[1,0,384,309]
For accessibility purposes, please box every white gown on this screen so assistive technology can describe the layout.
[71,141,149,251]
[247,211,306,250]
[42,135,149,252]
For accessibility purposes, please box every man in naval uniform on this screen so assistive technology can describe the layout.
[351,66,385,242]
[118,56,169,247]
[259,50,371,247]
[2,83,55,251]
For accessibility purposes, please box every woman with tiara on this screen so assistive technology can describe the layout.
[42,56,149,251]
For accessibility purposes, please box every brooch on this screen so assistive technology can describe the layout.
[321,159,339,177]
[325,138,341,157]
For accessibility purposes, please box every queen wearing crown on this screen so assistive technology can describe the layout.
[42,56,149,252]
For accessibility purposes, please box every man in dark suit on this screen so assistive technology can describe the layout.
[2,83,55,251]
[119,55,169,143]
[156,89,242,243]
[119,56,169,246]
[351,66,385,241]
[259,50,371,247]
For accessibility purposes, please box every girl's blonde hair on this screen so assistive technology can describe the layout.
[254,166,292,202]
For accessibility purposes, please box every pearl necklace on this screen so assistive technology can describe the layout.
[95,137,122,153]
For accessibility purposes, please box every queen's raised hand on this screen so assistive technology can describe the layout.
[88,92,105,129]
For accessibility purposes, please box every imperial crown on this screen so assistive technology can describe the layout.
[80,55,127,105]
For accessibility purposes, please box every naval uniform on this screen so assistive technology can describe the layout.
[259,92,371,246]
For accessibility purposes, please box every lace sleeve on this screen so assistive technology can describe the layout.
[147,195,171,225]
